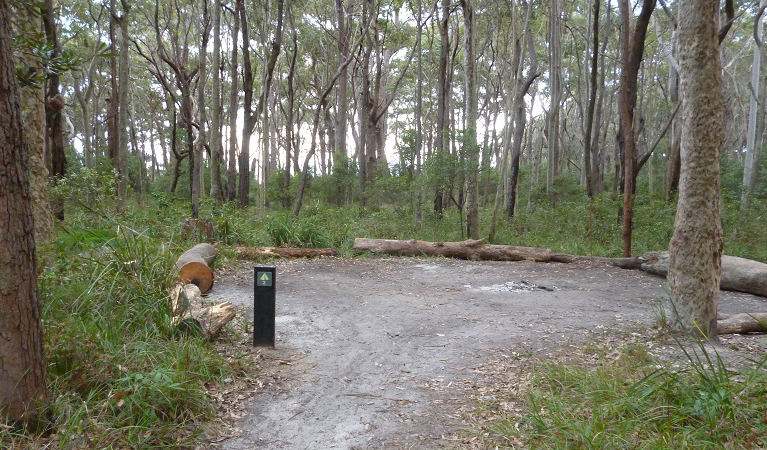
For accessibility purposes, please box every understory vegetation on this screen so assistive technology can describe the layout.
[2,155,765,448]
[484,339,767,449]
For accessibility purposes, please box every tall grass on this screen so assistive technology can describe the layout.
[2,227,228,449]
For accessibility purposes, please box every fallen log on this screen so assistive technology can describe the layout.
[235,246,338,259]
[717,313,767,335]
[169,282,236,340]
[640,251,767,298]
[176,243,217,294]
[353,238,561,262]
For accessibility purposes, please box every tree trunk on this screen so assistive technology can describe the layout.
[668,0,725,340]
[546,0,562,194]
[227,0,240,202]
[742,3,767,209]
[0,1,47,419]
[583,0,601,198]
[462,0,479,239]
[210,0,224,201]
[434,0,450,214]
[333,0,350,203]
[116,0,131,215]
[15,4,54,246]
[42,0,66,220]
[108,0,123,212]
[618,0,656,256]
[196,0,210,210]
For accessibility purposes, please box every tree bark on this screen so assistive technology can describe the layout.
[210,0,224,201]
[42,0,66,220]
[546,0,562,194]
[0,0,47,419]
[14,4,54,246]
[434,0,450,214]
[583,0,601,198]
[462,0,479,239]
[227,0,240,202]
[116,0,131,215]
[668,0,725,340]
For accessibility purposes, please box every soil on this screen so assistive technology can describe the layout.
[204,256,767,450]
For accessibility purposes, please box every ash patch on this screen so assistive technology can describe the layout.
[478,280,556,292]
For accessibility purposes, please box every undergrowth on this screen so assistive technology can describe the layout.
[1,226,230,449]
[487,341,767,449]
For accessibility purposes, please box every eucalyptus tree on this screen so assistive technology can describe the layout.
[237,0,284,208]
[0,0,46,420]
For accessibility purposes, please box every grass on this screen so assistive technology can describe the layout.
[1,226,238,449]
[4,164,766,448]
[482,339,767,449]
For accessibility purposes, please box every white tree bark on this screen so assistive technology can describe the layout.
[669,0,725,340]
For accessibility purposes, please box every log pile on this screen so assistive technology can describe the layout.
[235,246,338,259]
[171,244,235,340]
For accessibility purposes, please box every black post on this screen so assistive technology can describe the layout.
[254,265,276,347]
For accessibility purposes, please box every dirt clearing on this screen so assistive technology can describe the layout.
[205,257,765,449]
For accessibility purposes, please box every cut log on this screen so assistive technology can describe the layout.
[169,282,202,316]
[176,243,217,294]
[640,251,767,298]
[235,246,338,259]
[353,238,562,262]
[182,302,237,340]
[717,313,767,335]
[169,282,236,340]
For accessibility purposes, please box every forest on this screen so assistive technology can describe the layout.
[3,0,767,447]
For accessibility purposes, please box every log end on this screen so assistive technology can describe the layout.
[178,261,214,294]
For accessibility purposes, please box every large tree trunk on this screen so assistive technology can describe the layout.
[0,0,47,419]
[668,0,725,339]
[14,4,54,246]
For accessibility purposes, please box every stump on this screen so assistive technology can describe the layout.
[176,243,217,294]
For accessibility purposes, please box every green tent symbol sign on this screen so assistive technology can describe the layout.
[257,271,272,287]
